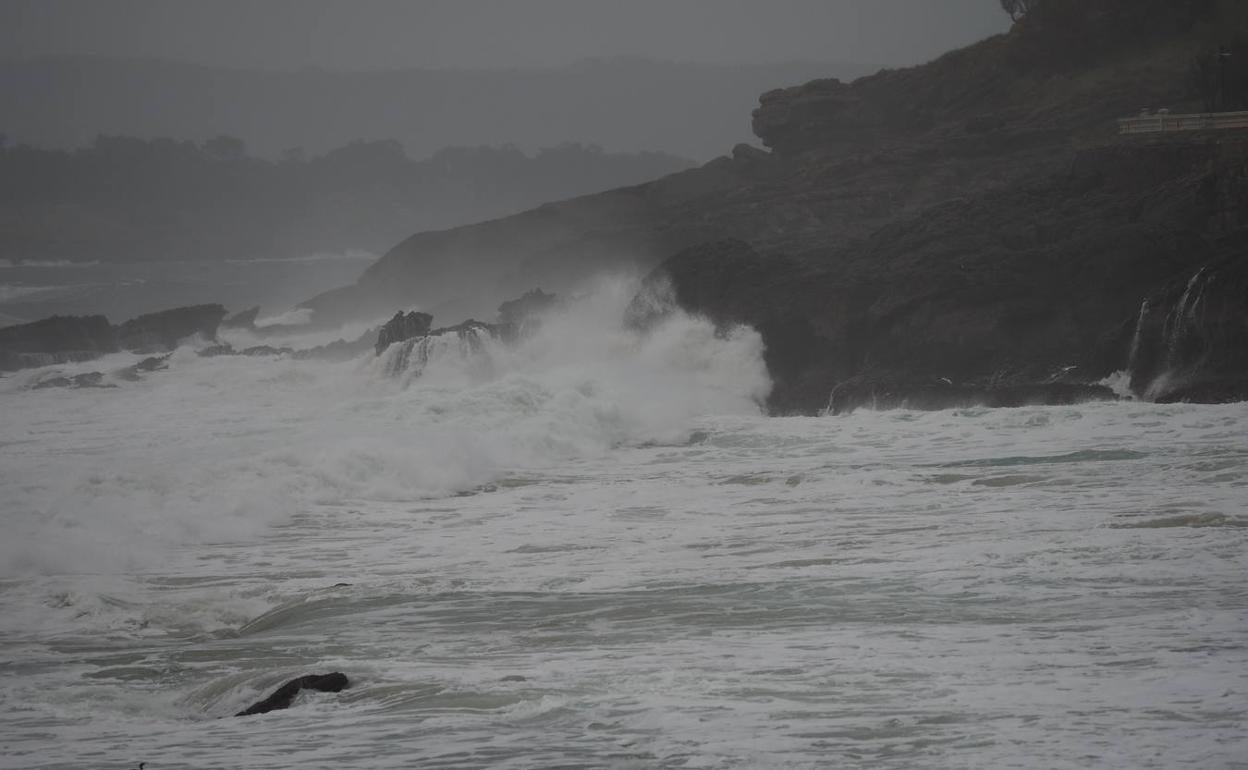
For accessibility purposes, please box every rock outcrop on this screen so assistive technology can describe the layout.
[375,311,433,355]
[377,317,503,379]
[1127,247,1248,402]
[301,0,1248,411]
[222,306,261,330]
[1,304,228,373]
[497,288,559,327]
[633,134,1248,413]
[116,304,228,353]
[0,315,117,372]
[235,672,350,717]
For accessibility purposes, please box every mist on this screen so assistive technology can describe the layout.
[5,0,1009,71]
[2,1,1247,768]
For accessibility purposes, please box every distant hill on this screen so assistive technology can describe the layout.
[0,136,693,263]
[0,56,872,162]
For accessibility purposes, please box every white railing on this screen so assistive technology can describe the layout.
[1119,110,1248,135]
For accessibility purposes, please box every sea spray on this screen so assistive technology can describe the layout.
[0,278,769,578]
[1126,298,1150,376]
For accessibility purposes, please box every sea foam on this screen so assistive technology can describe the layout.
[0,278,769,577]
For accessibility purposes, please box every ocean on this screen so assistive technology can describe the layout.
[1,283,1245,769]
[0,254,376,327]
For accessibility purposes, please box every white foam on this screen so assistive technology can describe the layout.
[254,307,315,327]
[0,278,769,578]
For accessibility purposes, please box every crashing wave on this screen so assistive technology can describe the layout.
[377,320,505,382]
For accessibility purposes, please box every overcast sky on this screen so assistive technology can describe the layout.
[3,0,1010,71]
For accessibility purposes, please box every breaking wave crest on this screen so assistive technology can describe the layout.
[0,279,770,576]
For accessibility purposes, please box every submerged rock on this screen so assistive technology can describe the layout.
[235,672,350,717]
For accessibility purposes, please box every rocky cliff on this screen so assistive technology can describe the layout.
[308,0,1248,412]
[636,137,1246,412]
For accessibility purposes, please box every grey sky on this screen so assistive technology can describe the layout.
[3,0,1010,71]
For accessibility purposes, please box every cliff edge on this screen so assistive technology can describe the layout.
[307,0,1248,411]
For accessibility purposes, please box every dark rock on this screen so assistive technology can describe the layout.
[235,672,350,717]
[497,289,559,327]
[240,345,294,357]
[114,354,172,382]
[631,136,1248,413]
[375,311,433,356]
[132,355,170,373]
[629,239,850,414]
[1127,249,1248,400]
[30,371,113,390]
[295,4,1248,407]
[380,319,503,378]
[752,78,868,157]
[117,305,228,353]
[0,315,118,372]
[222,306,261,330]
[198,344,235,357]
[199,330,377,362]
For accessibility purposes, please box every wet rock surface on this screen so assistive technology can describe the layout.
[375,311,433,355]
[0,315,118,372]
[235,673,350,717]
[2,305,227,373]
[116,304,228,353]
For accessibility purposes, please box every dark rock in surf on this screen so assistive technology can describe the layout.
[494,288,560,342]
[235,672,350,717]
[198,343,235,358]
[201,329,377,362]
[375,310,433,355]
[241,345,295,357]
[30,371,113,390]
[113,354,173,382]
[381,319,502,378]
[497,288,559,327]
[116,304,228,353]
[222,306,261,330]
[0,315,118,372]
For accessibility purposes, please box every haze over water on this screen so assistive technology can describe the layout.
[2,2,1247,767]
[1,288,1244,768]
